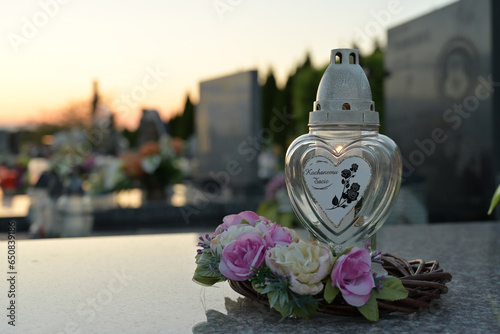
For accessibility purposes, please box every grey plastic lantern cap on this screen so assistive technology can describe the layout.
[309,48,379,126]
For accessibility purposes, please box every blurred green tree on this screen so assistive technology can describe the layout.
[291,54,325,136]
[170,94,195,140]
[122,128,138,148]
[362,44,385,133]
[262,69,279,134]
[277,72,295,148]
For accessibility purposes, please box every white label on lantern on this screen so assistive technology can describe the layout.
[303,155,372,228]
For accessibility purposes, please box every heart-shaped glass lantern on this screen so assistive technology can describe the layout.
[285,49,402,252]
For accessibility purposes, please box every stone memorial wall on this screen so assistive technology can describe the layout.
[385,0,500,222]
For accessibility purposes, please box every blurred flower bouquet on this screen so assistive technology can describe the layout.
[122,138,182,201]
[87,156,131,195]
[0,163,26,195]
[257,173,299,228]
[193,211,408,321]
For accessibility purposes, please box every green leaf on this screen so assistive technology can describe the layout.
[267,292,292,319]
[323,277,340,304]
[240,219,251,225]
[292,301,318,318]
[374,277,408,301]
[192,263,225,286]
[192,273,221,286]
[331,245,353,260]
[250,266,273,285]
[192,251,225,286]
[268,290,320,320]
[194,251,202,263]
[261,283,279,295]
[269,291,280,308]
[340,246,354,256]
[488,184,500,215]
[194,251,211,265]
[279,290,290,308]
[251,279,265,294]
[192,264,224,286]
[357,293,379,322]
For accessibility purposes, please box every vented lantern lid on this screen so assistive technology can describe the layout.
[309,48,379,126]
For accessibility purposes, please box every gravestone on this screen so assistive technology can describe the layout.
[137,109,167,146]
[193,70,262,193]
[92,112,120,156]
[0,130,20,155]
[385,0,500,222]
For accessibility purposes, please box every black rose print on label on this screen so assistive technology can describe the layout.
[328,163,361,210]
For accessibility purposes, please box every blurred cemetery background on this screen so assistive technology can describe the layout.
[0,0,498,238]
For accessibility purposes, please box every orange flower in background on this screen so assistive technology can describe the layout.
[139,141,160,158]
[172,138,183,156]
[121,152,144,178]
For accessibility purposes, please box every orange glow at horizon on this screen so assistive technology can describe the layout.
[0,1,457,130]
[0,84,187,131]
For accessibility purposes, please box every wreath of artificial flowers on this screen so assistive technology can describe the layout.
[193,211,414,321]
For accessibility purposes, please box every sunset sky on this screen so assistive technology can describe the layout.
[1,0,456,129]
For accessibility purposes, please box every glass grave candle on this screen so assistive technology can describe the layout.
[285,48,402,252]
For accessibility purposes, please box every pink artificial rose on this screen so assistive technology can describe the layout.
[214,211,271,235]
[219,231,267,281]
[330,247,375,307]
[223,211,261,227]
[258,223,294,247]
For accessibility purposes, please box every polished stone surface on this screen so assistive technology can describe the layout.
[1,222,499,333]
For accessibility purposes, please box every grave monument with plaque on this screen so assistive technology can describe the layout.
[385,0,500,222]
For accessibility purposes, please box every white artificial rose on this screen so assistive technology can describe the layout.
[266,241,333,295]
[283,226,299,243]
[210,224,260,255]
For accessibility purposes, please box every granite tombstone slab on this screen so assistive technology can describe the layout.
[194,70,262,191]
[385,0,500,222]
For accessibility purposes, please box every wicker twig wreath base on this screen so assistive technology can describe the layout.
[229,253,452,317]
